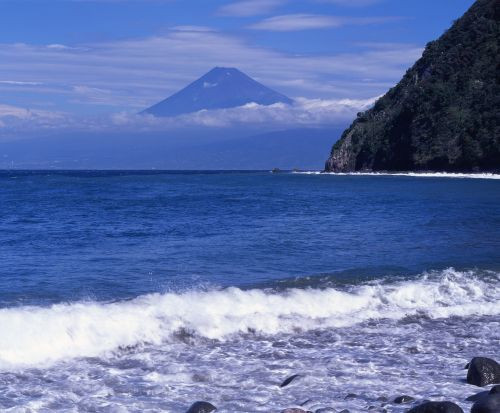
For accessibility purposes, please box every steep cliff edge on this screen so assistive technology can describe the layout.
[325,0,500,172]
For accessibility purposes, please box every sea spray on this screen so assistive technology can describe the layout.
[1,268,498,368]
[293,171,500,179]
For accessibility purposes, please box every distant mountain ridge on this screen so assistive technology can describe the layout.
[325,0,500,172]
[143,67,293,117]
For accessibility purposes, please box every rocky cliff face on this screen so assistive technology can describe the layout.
[325,0,500,172]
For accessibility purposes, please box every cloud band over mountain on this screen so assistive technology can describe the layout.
[0,97,377,138]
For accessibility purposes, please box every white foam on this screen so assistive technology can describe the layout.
[0,268,498,368]
[293,171,500,179]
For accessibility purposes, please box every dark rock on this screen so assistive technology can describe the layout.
[465,363,470,370]
[466,391,489,402]
[467,357,500,387]
[407,401,464,413]
[186,401,217,413]
[191,373,210,383]
[377,396,388,402]
[344,393,357,400]
[490,385,500,394]
[324,0,500,173]
[338,410,350,413]
[394,395,415,404]
[471,393,500,413]
[407,347,420,354]
[280,374,301,388]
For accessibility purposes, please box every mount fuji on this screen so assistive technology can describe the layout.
[143,67,293,117]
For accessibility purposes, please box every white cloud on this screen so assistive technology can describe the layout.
[173,97,378,127]
[0,104,63,120]
[249,14,402,31]
[71,85,123,105]
[0,96,378,136]
[46,44,73,50]
[316,0,383,6]
[170,26,216,33]
[249,14,343,31]
[0,80,43,86]
[0,28,421,114]
[69,0,175,2]
[217,0,285,17]
[0,104,67,136]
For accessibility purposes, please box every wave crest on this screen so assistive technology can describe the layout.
[293,171,500,179]
[0,268,498,368]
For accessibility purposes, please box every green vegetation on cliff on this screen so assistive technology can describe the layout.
[325,0,500,172]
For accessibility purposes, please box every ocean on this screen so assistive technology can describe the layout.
[0,170,499,412]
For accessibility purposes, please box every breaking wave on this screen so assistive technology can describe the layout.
[0,268,498,368]
[293,171,500,179]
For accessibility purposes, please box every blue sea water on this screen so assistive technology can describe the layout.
[0,170,499,412]
[1,170,500,306]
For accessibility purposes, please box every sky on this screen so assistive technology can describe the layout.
[0,0,475,135]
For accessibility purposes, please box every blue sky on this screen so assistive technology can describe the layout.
[0,0,474,131]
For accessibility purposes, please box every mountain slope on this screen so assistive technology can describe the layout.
[325,0,500,172]
[143,67,293,117]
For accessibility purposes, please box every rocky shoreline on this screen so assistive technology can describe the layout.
[184,357,500,413]
[324,0,499,174]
